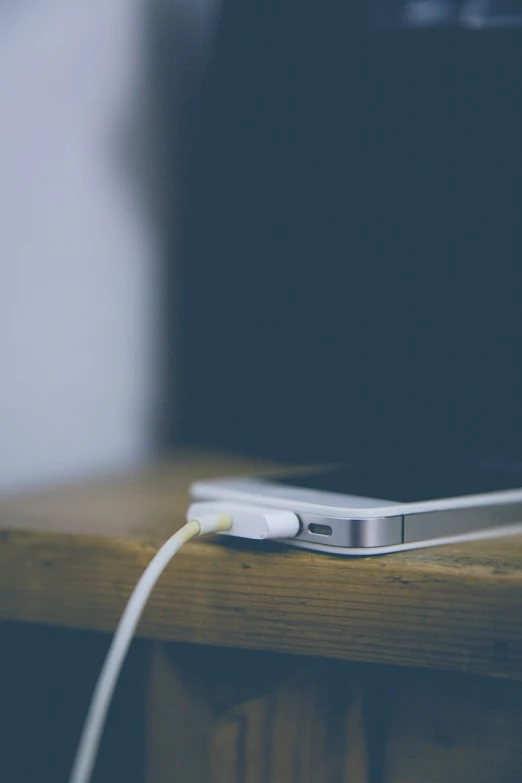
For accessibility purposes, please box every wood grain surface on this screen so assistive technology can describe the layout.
[1,451,522,680]
[146,642,522,783]
[147,643,368,783]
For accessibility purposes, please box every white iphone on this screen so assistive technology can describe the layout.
[189,458,522,555]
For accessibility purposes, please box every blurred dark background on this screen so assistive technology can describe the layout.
[1,0,520,486]
[1,3,522,781]
[159,0,522,469]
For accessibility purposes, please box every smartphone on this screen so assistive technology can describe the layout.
[189,457,522,555]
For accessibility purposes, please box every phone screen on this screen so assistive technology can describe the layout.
[270,458,522,503]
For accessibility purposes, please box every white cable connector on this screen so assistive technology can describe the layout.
[69,505,299,783]
[187,502,301,540]
[70,515,227,783]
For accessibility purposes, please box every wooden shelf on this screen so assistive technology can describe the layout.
[1,450,521,680]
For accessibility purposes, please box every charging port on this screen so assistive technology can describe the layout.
[308,523,333,537]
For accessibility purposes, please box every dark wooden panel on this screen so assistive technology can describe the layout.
[147,643,367,783]
[384,668,522,783]
[147,644,522,783]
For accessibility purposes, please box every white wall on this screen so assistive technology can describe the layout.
[0,0,157,490]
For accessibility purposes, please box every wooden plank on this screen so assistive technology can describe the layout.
[147,644,522,783]
[147,642,211,783]
[1,452,522,679]
[382,667,522,782]
[146,643,367,783]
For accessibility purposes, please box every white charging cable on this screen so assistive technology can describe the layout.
[69,506,300,783]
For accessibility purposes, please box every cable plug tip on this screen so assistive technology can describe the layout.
[188,503,300,540]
